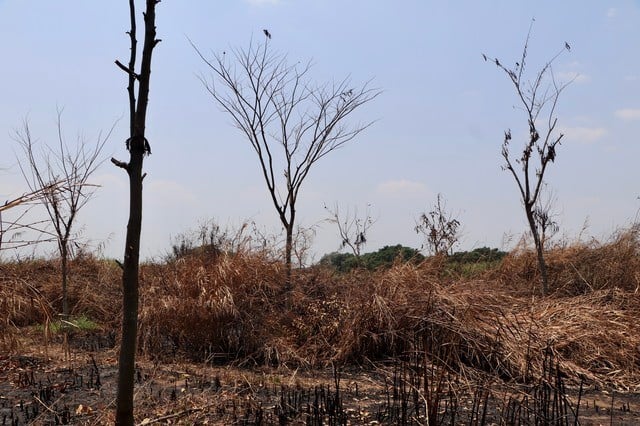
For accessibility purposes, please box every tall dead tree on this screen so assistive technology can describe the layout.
[111,0,160,424]
[15,112,108,317]
[194,36,379,285]
[485,25,571,295]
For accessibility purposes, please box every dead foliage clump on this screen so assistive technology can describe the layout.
[0,260,56,328]
[430,282,640,390]
[524,289,640,388]
[334,262,441,361]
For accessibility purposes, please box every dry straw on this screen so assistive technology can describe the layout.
[1,224,639,390]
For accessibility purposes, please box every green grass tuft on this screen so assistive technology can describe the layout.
[36,315,100,334]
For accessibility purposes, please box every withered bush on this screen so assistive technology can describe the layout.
[0,256,119,353]
[334,262,439,361]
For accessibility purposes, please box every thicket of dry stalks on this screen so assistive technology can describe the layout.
[1,225,639,391]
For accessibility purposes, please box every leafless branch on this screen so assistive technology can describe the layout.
[115,59,139,79]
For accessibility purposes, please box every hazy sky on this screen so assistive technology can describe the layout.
[1,1,639,261]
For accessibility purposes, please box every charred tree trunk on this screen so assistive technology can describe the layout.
[116,146,143,426]
[113,1,160,424]
[282,202,295,290]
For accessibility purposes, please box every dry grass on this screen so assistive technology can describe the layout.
[494,224,640,296]
[2,225,639,392]
[0,256,120,355]
[138,251,285,363]
[0,256,120,326]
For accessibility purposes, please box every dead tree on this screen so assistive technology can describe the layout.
[325,203,375,259]
[485,24,571,295]
[15,112,108,317]
[111,0,160,424]
[194,37,380,287]
[415,193,460,256]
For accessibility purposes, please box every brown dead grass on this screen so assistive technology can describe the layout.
[494,224,640,296]
[1,225,639,391]
[138,251,285,363]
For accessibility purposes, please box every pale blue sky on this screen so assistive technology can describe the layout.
[1,1,639,261]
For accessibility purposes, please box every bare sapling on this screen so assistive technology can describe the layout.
[111,0,161,424]
[15,111,109,317]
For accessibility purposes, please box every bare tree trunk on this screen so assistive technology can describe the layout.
[113,1,159,424]
[284,224,293,288]
[60,240,69,317]
[526,207,549,295]
[536,241,549,295]
[283,203,296,289]
[116,157,142,425]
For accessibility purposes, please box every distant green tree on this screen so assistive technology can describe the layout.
[449,247,507,264]
[445,247,508,277]
[321,244,424,272]
[363,245,423,270]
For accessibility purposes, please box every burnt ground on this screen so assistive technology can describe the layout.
[1,330,640,425]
